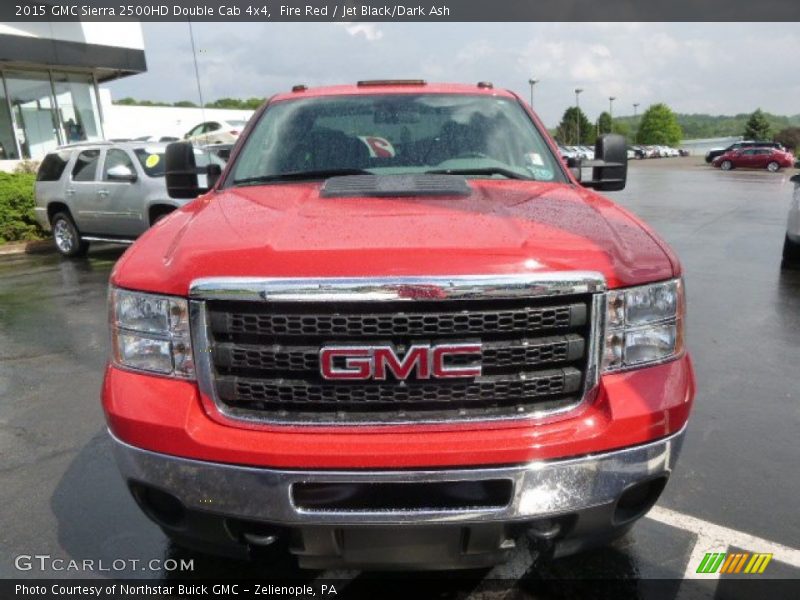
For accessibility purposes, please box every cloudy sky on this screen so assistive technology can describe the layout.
[106,22,800,127]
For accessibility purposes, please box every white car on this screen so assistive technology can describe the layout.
[784,174,800,267]
[577,145,595,160]
[184,119,250,145]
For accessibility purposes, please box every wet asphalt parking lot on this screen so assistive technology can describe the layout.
[1,158,799,595]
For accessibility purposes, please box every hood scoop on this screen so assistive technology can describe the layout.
[321,174,471,198]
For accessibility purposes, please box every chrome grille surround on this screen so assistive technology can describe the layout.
[189,274,607,426]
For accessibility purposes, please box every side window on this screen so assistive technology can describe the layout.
[103,149,136,180]
[187,124,204,137]
[206,122,222,132]
[37,151,71,182]
[71,149,101,182]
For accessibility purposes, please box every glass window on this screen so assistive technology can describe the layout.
[72,149,100,182]
[5,70,60,160]
[134,146,225,178]
[229,94,565,183]
[51,72,102,143]
[103,148,135,180]
[37,150,72,181]
[0,80,18,160]
[206,122,221,132]
[186,124,203,138]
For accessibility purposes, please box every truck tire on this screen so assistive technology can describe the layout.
[782,234,800,268]
[51,211,89,258]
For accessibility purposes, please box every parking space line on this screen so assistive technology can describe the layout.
[647,506,800,577]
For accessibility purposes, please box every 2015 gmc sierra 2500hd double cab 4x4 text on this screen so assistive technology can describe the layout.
[102,81,695,569]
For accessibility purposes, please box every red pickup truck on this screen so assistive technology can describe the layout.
[103,81,694,569]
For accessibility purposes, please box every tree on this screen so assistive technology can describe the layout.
[597,111,612,135]
[173,100,198,108]
[611,120,632,140]
[636,103,683,146]
[743,108,772,140]
[774,127,800,151]
[555,106,594,145]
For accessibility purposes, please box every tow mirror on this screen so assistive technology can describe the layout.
[580,134,628,192]
[165,142,209,199]
[790,174,800,185]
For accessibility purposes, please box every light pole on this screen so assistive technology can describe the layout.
[608,96,616,132]
[633,102,640,142]
[574,88,583,144]
[528,78,539,107]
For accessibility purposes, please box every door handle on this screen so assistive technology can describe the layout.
[65,189,75,196]
[97,190,110,197]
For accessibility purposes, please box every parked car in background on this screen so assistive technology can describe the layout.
[711,147,794,172]
[34,141,226,257]
[184,119,250,145]
[784,174,800,268]
[577,145,595,160]
[629,145,646,159]
[705,141,784,164]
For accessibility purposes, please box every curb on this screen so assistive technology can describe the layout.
[0,238,55,256]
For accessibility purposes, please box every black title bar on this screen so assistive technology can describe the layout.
[6,0,800,22]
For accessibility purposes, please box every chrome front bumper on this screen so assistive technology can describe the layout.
[110,426,685,527]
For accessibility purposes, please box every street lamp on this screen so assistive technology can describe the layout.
[633,102,640,141]
[574,88,584,144]
[609,96,616,120]
[528,78,539,107]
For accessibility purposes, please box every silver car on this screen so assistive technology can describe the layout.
[784,174,800,268]
[34,141,225,257]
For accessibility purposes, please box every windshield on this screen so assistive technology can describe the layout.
[228,94,565,185]
[134,146,227,177]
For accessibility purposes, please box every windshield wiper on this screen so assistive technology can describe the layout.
[425,167,533,180]
[232,168,371,186]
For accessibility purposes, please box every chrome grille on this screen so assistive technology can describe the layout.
[190,275,604,424]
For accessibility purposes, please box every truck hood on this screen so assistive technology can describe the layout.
[112,179,677,296]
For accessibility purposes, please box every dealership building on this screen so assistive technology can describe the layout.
[0,22,145,161]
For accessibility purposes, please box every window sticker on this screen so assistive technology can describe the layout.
[145,154,161,169]
[526,152,544,166]
[357,136,396,158]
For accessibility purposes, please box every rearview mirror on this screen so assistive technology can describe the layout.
[106,164,137,182]
[580,134,628,191]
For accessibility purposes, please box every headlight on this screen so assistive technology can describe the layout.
[602,278,684,372]
[109,287,194,379]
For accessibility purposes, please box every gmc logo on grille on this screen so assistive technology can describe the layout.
[320,343,482,381]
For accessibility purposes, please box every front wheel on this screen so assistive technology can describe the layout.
[51,211,89,257]
[767,161,780,172]
[720,160,733,171]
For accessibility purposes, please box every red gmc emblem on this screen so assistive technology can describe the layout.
[320,343,482,381]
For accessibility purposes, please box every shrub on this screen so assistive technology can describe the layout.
[0,172,45,243]
[13,160,40,175]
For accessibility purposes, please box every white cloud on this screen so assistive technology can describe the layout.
[337,22,384,41]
